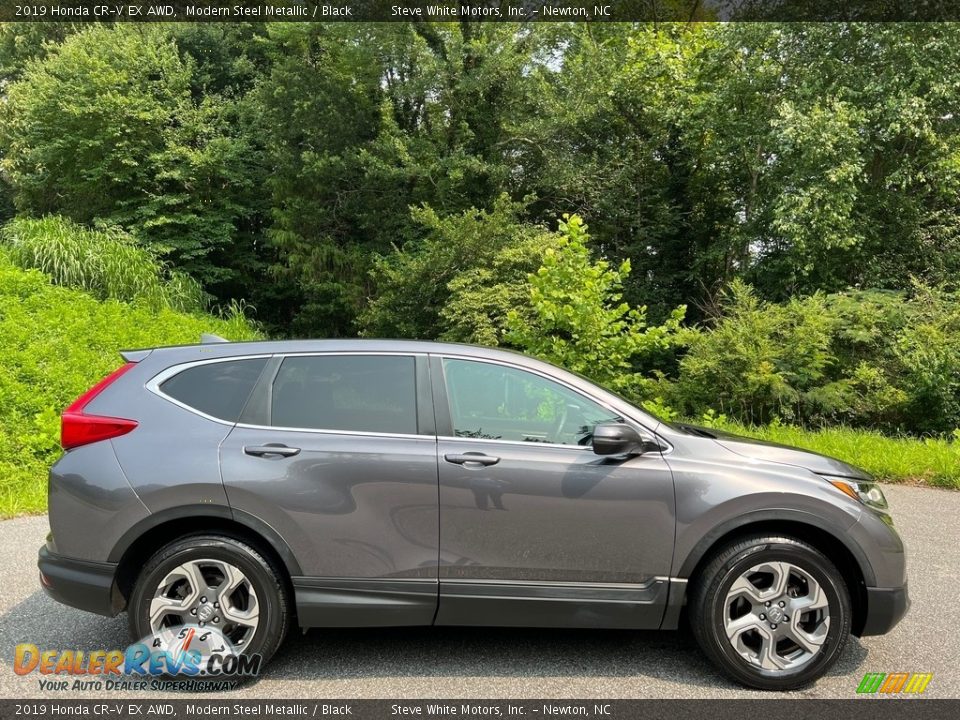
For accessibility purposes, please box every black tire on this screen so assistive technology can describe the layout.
[128,534,290,669]
[690,535,851,691]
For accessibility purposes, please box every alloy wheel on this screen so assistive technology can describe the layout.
[723,560,830,671]
[148,558,260,647]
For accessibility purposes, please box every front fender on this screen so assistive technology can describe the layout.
[665,453,871,583]
[674,505,874,586]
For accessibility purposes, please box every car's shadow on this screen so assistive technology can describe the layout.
[0,592,870,693]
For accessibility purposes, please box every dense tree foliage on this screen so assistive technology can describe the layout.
[2,21,960,434]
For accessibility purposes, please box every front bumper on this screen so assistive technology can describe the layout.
[859,582,910,636]
[38,544,123,617]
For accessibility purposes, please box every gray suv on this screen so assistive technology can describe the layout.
[38,338,908,690]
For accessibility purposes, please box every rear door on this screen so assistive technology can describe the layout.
[220,352,439,627]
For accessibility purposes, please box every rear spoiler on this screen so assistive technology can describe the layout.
[120,349,152,363]
[121,333,229,363]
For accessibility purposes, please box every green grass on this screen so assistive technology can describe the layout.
[708,420,960,489]
[1,215,207,312]
[0,250,260,518]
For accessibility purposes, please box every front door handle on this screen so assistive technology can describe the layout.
[444,452,500,467]
[244,444,301,458]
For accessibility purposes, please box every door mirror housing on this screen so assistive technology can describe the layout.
[592,422,655,456]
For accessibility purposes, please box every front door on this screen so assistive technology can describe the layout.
[433,357,675,628]
[220,352,438,627]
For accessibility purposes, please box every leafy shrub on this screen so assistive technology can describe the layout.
[0,252,259,517]
[440,230,562,346]
[890,286,960,434]
[506,215,685,398]
[2,216,206,312]
[360,195,541,339]
[673,280,960,434]
[674,280,835,425]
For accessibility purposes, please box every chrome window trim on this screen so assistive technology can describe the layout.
[279,350,425,358]
[436,435,591,452]
[146,349,672,453]
[434,353,673,453]
[146,354,275,426]
[149,351,434,439]
[234,422,432,441]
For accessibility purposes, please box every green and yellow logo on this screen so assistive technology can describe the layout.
[857,672,933,694]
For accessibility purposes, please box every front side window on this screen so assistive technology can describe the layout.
[271,355,418,435]
[160,357,267,422]
[442,359,621,446]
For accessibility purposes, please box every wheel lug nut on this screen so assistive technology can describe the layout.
[770,624,777,629]
[198,621,204,627]
[213,616,220,623]
[765,601,771,607]
[784,616,790,622]
[779,601,785,607]
[200,597,207,603]
[213,602,219,609]
[759,614,766,620]
[190,608,197,615]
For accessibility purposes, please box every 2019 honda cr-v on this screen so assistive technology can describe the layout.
[39,337,908,690]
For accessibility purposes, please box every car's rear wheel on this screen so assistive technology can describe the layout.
[690,534,851,690]
[128,535,289,669]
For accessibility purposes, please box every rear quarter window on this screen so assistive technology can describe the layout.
[159,358,268,422]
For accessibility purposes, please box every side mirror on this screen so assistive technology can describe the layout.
[592,422,651,456]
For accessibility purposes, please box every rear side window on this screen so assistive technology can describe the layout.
[271,355,418,435]
[160,358,267,422]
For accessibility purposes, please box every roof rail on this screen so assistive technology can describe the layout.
[200,333,229,344]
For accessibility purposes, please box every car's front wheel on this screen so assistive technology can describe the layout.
[128,535,290,669]
[690,534,852,690]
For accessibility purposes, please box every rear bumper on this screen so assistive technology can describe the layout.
[859,582,910,636]
[38,544,123,617]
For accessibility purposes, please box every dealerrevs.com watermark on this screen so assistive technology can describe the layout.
[12,626,261,692]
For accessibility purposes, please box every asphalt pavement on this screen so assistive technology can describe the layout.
[0,484,954,699]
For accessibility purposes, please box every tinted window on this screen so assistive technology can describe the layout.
[161,358,267,422]
[271,355,418,435]
[443,359,621,445]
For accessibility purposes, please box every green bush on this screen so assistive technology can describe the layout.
[505,215,686,398]
[673,280,835,425]
[2,216,206,312]
[672,280,960,435]
[360,195,541,340]
[440,230,562,346]
[0,252,259,517]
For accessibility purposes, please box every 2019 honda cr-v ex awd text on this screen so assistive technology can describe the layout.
[38,337,908,690]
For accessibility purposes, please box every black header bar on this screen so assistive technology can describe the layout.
[3,1,960,23]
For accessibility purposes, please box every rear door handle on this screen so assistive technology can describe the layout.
[444,452,500,467]
[244,444,301,458]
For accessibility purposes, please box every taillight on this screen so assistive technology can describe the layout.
[61,363,138,450]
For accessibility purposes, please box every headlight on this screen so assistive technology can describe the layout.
[823,476,889,511]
